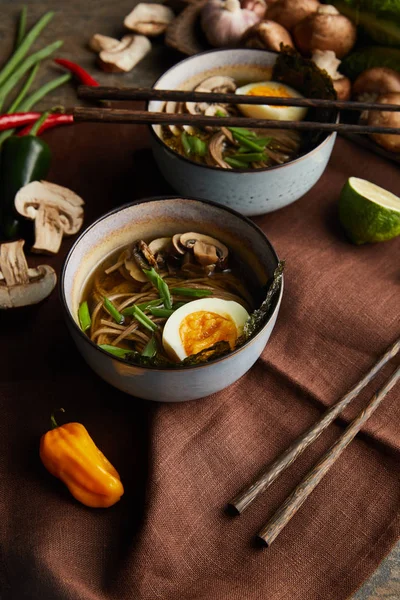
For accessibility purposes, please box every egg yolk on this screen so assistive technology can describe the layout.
[245,85,292,108]
[179,311,238,357]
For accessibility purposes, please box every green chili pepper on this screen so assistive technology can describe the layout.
[0,110,52,239]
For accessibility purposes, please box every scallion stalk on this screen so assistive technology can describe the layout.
[171,287,213,298]
[122,298,162,316]
[0,39,64,111]
[78,301,91,332]
[7,62,39,114]
[230,152,267,163]
[16,6,28,50]
[231,131,265,152]
[0,10,54,87]
[104,297,125,325]
[224,157,249,169]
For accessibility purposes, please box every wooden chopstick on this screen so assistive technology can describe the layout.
[78,85,400,113]
[229,336,400,515]
[258,364,400,547]
[73,107,400,135]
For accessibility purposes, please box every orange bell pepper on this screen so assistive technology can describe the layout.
[40,411,124,508]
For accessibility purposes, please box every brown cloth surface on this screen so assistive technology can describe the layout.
[0,123,399,600]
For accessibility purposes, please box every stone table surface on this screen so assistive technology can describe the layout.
[0,2,399,599]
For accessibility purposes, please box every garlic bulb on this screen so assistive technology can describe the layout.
[201,0,262,47]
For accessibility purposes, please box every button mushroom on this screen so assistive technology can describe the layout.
[353,68,400,103]
[266,0,320,31]
[367,92,400,153]
[195,76,237,94]
[0,240,56,309]
[241,19,294,51]
[124,3,175,36]
[179,233,229,267]
[89,34,121,53]
[98,34,151,73]
[293,5,357,58]
[312,50,351,101]
[14,181,84,255]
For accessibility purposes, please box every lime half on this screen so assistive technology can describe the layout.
[339,177,400,244]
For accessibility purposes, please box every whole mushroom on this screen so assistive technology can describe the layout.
[367,93,400,153]
[241,19,294,51]
[266,0,320,31]
[15,181,84,255]
[293,5,357,58]
[0,240,56,309]
[353,68,400,102]
[312,50,351,100]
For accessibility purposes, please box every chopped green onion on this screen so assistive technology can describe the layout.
[171,287,213,298]
[215,109,227,117]
[122,298,162,316]
[16,6,28,50]
[256,136,273,147]
[99,344,131,358]
[228,126,258,139]
[143,268,172,310]
[132,305,158,332]
[181,130,192,155]
[141,336,157,358]
[224,157,249,169]
[149,307,175,318]
[104,297,125,325]
[230,152,267,163]
[78,301,91,332]
[0,10,54,87]
[0,39,63,111]
[231,131,265,152]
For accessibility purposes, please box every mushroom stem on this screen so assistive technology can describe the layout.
[0,239,29,285]
[32,204,64,255]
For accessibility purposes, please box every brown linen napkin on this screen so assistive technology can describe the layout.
[0,124,399,600]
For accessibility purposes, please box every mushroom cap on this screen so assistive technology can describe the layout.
[15,180,84,235]
[367,92,400,153]
[353,68,400,101]
[99,35,151,73]
[179,232,229,262]
[293,5,357,58]
[124,3,174,36]
[242,19,294,51]
[266,0,320,31]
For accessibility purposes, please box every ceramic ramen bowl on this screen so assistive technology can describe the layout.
[61,197,283,402]
[149,48,337,217]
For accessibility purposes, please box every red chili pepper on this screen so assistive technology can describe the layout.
[0,112,41,131]
[17,113,74,136]
[54,58,99,87]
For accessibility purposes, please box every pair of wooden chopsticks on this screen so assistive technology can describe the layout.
[228,337,400,547]
[75,85,400,135]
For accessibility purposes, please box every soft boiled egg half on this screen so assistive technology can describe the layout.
[235,81,308,122]
[162,298,249,362]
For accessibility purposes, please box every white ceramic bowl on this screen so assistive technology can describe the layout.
[61,197,283,402]
[149,49,337,217]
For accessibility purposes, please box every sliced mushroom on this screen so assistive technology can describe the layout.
[195,76,237,93]
[0,240,56,309]
[179,233,229,266]
[134,240,157,269]
[353,68,400,103]
[185,99,211,115]
[242,20,294,51]
[312,50,351,101]
[98,35,151,73]
[14,181,84,255]
[124,254,148,283]
[172,233,186,255]
[209,131,232,169]
[148,237,172,268]
[89,34,121,53]
[124,3,174,36]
